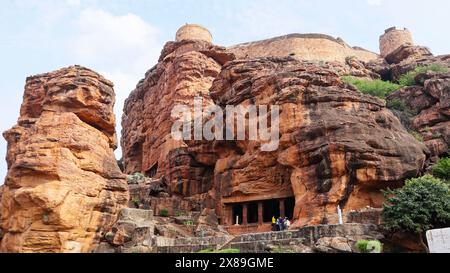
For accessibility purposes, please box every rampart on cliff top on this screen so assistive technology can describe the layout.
[227,33,380,62]
[174,24,417,63]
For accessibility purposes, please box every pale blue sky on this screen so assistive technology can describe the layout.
[1,0,450,183]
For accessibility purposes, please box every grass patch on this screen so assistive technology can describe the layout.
[356,240,383,253]
[197,248,240,254]
[398,64,448,86]
[409,131,424,142]
[342,76,401,98]
[270,246,295,253]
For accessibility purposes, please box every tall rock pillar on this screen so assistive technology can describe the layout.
[0,66,129,253]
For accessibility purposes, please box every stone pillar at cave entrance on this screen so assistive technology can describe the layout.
[258,202,264,225]
[228,206,233,226]
[243,204,249,225]
[280,199,286,218]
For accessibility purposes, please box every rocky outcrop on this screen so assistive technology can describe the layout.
[121,39,234,198]
[0,66,128,253]
[209,57,428,227]
[383,45,450,160]
[121,26,431,229]
[97,208,155,253]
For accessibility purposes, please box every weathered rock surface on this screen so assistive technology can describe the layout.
[209,57,428,227]
[100,208,155,253]
[121,29,431,230]
[0,66,128,253]
[384,45,450,160]
[121,39,234,199]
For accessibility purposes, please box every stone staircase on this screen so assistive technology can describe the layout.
[155,223,384,253]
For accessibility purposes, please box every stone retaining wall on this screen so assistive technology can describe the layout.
[156,223,383,253]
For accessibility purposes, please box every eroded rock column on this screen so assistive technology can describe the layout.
[0,66,129,253]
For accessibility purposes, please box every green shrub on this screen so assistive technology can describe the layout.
[433,157,450,182]
[382,175,450,249]
[175,211,187,217]
[127,172,146,185]
[387,99,407,112]
[432,132,443,139]
[159,208,169,217]
[366,241,382,253]
[131,197,141,208]
[409,131,424,142]
[356,240,382,253]
[342,76,401,98]
[356,240,369,253]
[387,99,417,117]
[398,64,449,86]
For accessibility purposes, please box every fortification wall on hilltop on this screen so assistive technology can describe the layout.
[227,34,380,62]
[380,27,414,57]
[176,24,213,43]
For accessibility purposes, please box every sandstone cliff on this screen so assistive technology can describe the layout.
[121,30,430,229]
[384,45,450,160]
[0,66,128,253]
[121,39,234,198]
[210,57,428,226]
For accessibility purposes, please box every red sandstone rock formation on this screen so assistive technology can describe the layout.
[209,57,428,227]
[0,66,128,253]
[121,39,234,197]
[118,26,443,232]
[383,45,450,160]
[121,38,429,228]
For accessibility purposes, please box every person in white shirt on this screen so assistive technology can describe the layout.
[284,217,291,230]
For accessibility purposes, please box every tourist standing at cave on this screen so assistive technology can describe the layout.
[284,217,291,230]
[277,217,284,231]
[272,216,276,231]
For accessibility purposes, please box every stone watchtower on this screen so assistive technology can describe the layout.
[175,24,213,43]
[379,27,414,57]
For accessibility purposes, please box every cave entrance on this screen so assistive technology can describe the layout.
[285,197,295,220]
[146,163,158,178]
[263,199,279,222]
[232,204,243,225]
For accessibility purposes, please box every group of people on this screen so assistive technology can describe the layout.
[271,216,291,231]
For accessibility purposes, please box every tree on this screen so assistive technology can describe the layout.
[432,157,450,182]
[382,175,450,251]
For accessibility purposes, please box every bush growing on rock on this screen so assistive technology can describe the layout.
[127,172,146,185]
[432,157,450,182]
[409,131,424,142]
[382,175,450,250]
[341,76,401,98]
[398,64,449,86]
[356,240,382,253]
[159,208,169,217]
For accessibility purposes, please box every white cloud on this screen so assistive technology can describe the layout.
[367,0,382,6]
[71,8,162,71]
[70,9,164,157]
[66,0,81,6]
